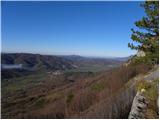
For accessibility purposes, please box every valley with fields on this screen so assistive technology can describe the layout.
[1,53,158,118]
[1,1,159,119]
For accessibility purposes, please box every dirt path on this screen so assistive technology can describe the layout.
[144,67,159,81]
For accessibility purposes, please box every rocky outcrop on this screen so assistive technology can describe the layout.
[128,91,148,119]
[129,67,159,119]
[137,51,145,57]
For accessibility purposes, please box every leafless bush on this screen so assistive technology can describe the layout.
[70,89,96,114]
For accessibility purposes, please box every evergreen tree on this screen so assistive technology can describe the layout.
[128,1,159,64]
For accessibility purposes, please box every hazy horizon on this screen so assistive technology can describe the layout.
[2,1,145,57]
[2,51,135,58]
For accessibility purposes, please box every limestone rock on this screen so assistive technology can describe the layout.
[137,51,145,57]
[128,92,148,119]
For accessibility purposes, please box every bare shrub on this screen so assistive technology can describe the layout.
[70,89,96,114]
[26,99,66,119]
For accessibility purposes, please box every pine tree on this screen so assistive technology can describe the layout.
[128,1,159,64]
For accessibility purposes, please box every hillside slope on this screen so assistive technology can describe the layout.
[1,53,76,71]
[1,63,151,118]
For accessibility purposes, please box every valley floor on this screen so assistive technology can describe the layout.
[1,63,155,118]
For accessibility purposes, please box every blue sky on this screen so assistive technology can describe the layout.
[2,1,145,57]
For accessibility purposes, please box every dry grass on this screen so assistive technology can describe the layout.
[2,63,151,118]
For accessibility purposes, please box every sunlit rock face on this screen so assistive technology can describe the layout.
[128,92,148,119]
[137,51,145,57]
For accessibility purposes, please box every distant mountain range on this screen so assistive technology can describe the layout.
[2,53,130,71]
[1,53,76,71]
[62,55,128,67]
[1,53,131,80]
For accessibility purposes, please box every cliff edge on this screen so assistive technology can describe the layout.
[128,67,159,119]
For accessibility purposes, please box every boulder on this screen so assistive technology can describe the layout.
[137,51,145,57]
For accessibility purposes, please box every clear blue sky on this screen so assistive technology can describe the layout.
[2,1,145,57]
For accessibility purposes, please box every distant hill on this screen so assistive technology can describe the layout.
[1,53,128,79]
[2,53,128,71]
[1,53,76,71]
[61,55,125,68]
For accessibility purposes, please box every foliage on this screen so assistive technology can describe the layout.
[128,1,159,64]
[131,52,159,65]
[91,83,105,92]
[136,79,151,92]
[66,92,74,104]
[132,77,158,119]
[143,78,159,118]
[33,97,45,108]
